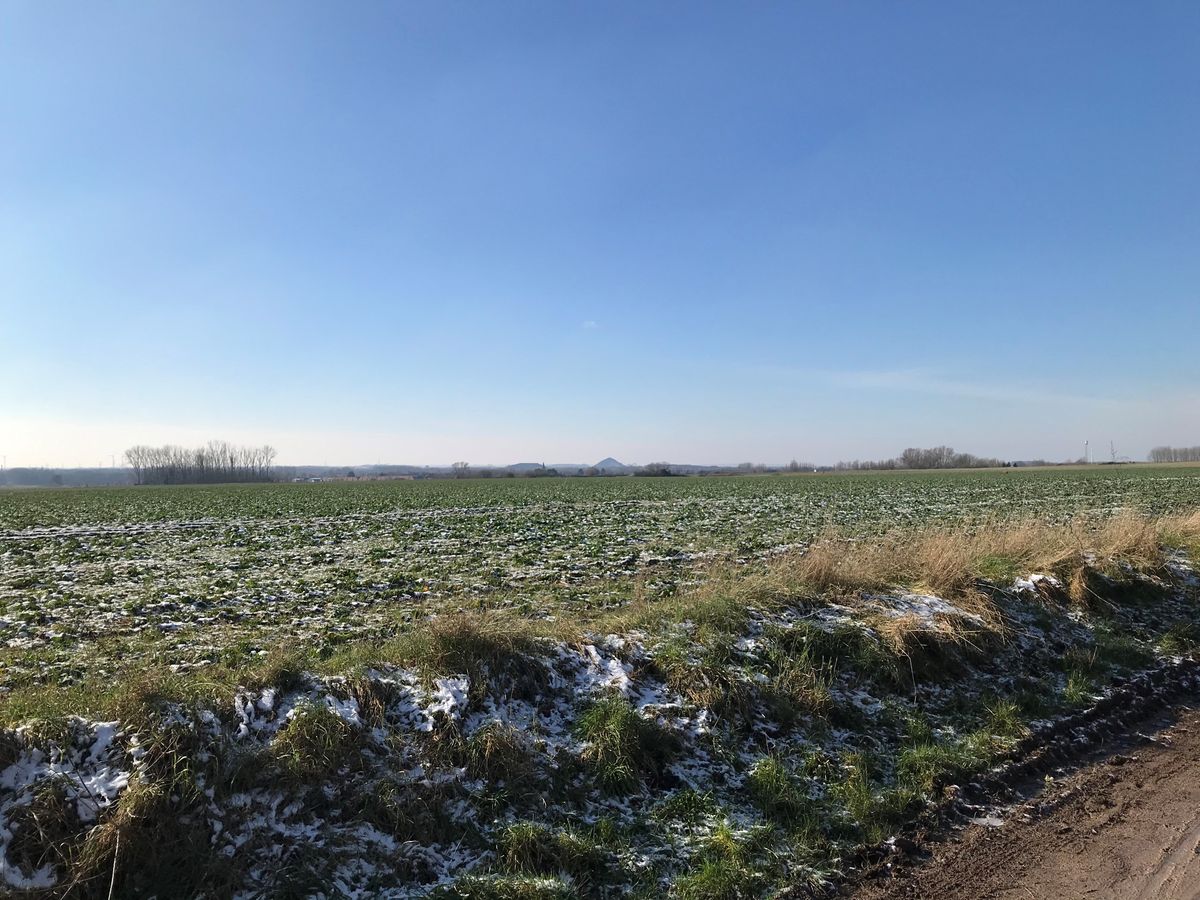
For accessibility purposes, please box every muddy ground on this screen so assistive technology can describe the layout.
[854,701,1200,899]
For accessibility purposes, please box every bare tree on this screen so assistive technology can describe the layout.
[1150,446,1200,463]
[125,441,278,485]
[639,462,673,476]
[451,461,470,478]
[838,446,1002,471]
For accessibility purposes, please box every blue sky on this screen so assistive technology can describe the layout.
[2,2,1198,466]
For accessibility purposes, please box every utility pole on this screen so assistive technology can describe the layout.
[1084,440,1089,464]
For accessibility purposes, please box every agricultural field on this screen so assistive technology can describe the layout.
[1,465,1200,898]
[4,465,1200,690]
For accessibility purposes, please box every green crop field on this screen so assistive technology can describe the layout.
[3,465,1200,897]
[3,465,1200,690]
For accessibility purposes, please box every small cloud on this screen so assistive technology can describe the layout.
[582,320,599,330]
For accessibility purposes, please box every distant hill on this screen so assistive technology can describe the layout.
[594,457,631,472]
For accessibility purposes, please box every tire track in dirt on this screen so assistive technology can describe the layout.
[855,704,1200,900]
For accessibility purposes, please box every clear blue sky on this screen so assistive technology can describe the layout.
[3,2,1198,467]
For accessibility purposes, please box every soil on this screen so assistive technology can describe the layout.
[854,703,1200,900]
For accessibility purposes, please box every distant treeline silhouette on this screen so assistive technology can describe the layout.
[125,441,277,485]
[835,446,1005,471]
[1149,446,1200,463]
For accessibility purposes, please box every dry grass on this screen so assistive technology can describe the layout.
[864,611,990,685]
[6,777,80,882]
[787,536,906,593]
[373,611,556,708]
[786,511,1200,604]
[541,510,1200,647]
[1160,509,1200,560]
[513,511,1200,696]
[67,774,236,898]
[347,676,398,729]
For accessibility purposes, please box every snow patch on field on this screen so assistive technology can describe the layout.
[863,592,987,628]
[0,721,130,888]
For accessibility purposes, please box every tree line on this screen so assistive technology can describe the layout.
[125,441,277,485]
[1149,446,1200,463]
[834,446,1005,471]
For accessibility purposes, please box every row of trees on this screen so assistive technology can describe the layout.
[1149,446,1200,463]
[125,441,277,485]
[835,446,1004,471]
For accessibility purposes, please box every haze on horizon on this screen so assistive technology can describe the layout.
[3,3,1198,470]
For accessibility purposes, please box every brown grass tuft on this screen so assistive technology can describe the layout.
[790,535,903,594]
[864,609,991,684]
[781,510,1194,608]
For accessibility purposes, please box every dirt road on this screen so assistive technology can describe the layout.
[855,704,1200,900]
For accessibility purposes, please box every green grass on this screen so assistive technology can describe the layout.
[897,741,983,794]
[986,699,1029,739]
[272,700,362,780]
[769,622,903,687]
[672,857,746,900]
[434,875,575,900]
[1092,628,1155,671]
[1062,670,1096,707]
[353,776,469,845]
[829,752,921,843]
[575,695,680,792]
[1158,622,1200,655]
[745,757,817,830]
[497,822,612,890]
[974,553,1023,584]
[671,823,774,900]
[651,789,720,825]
